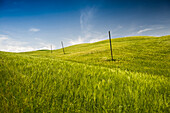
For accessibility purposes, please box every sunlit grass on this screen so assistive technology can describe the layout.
[21,35,170,76]
[0,35,170,112]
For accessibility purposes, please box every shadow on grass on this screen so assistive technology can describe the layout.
[61,52,70,55]
[37,49,49,51]
[105,59,117,61]
[55,53,69,55]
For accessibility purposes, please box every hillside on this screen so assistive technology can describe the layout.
[0,51,169,112]
[0,35,169,112]
[21,35,170,76]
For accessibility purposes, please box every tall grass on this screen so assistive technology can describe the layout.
[20,35,170,76]
[0,52,169,112]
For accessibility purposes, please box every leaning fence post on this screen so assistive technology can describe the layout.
[108,31,113,61]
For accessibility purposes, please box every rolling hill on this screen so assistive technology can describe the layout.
[0,35,169,112]
[21,35,170,76]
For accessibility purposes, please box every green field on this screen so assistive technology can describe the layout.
[0,36,170,112]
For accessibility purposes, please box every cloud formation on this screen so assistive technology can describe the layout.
[29,28,40,32]
[0,34,34,52]
[0,34,55,52]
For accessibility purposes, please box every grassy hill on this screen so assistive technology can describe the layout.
[21,35,170,76]
[0,35,170,112]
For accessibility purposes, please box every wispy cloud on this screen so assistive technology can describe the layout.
[137,26,165,34]
[137,28,153,34]
[69,36,84,45]
[80,7,95,31]
[0,34,8,41]
[29,28,40,32]
[69,7,106,45]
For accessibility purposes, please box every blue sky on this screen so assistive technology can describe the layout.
[0,0,170,52]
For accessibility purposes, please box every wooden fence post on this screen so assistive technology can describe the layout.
[109,31,113,61]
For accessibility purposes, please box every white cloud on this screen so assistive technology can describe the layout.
[89,38,102,43]
[34,37,57,50]
[3,46,35,52]
[89,34,107,43]
[69,36,85,45]
[29,28,40,32]
[137,28,153,34]
[0,34,34,52]
[0,34,56,52]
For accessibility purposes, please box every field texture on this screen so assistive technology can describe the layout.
[22,36,170,76]
[0,36,170,112]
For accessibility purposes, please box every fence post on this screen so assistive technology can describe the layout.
[61,41,65,54]
[109,31,113,61]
